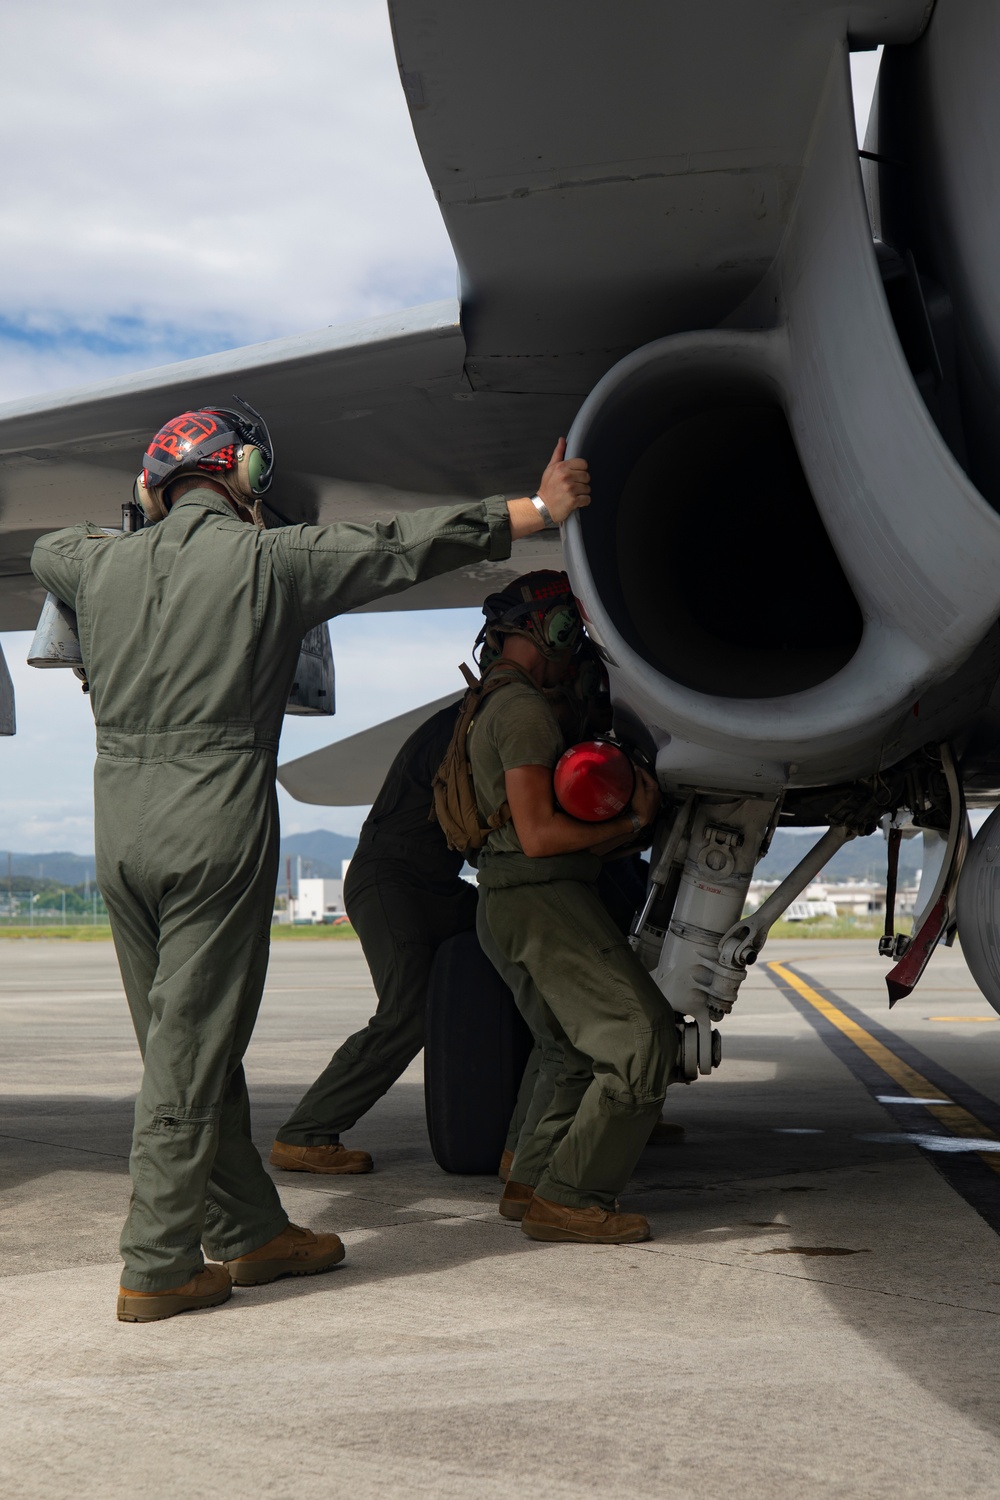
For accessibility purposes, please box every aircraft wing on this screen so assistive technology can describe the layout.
[0,300,572,631]
[0,2,936,635]
[277,691,464,806]
[389,0,932,395]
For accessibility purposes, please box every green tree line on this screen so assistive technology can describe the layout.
[0,876,107,919]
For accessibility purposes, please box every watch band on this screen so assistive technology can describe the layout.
[530,494,559,530]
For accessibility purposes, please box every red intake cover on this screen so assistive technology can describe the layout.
[554,740,636,823]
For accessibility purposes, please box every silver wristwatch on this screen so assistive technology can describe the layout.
[530,494,559,530]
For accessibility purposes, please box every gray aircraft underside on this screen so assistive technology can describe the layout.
[8,0,1000,1048]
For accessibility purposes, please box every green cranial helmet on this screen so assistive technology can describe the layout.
[476,570,583,667]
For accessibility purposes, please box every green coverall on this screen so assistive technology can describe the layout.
[491,666,645,1165]
[469,678,677,1210]
[31,488,511,1292]
[277,702,477,1144]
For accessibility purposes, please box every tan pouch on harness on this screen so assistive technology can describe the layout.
[431,662,530,859]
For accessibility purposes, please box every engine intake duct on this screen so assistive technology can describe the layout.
[562,48,1000,790]
[579,356,863,699]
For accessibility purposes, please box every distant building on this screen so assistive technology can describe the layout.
[746,878,921,921]
[295,877,345,923]
[784,895,840,921]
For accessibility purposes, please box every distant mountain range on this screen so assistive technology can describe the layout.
[756,828,922,884]
[0,850,99,887]
[1,830,359,893]
[2,826,914,894]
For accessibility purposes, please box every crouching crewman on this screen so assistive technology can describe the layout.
[468,572,676,1244]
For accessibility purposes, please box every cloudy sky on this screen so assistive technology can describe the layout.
[0,8,881,854]
[0,1,455,399]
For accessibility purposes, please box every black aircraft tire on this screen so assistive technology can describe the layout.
[424,930,534,1174]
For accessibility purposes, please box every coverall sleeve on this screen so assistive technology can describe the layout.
[30,527,94,610]
[272,496,513,629]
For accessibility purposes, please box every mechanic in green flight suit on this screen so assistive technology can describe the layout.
[30,403,589,1322]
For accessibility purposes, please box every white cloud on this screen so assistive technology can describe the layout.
[0,633,98,852]
[0,607,483,852]
[0,0,456,400]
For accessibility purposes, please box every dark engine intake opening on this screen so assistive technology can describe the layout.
[581,386,864,699]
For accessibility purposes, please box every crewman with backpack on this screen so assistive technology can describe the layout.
[465,573,677,1244]
[436,618,646,1184]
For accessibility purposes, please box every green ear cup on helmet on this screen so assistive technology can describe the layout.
[544,605,581,652]
[246,446,266,494]
[478,640,503,672]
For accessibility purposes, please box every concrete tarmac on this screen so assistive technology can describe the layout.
[2,936,1000,1499]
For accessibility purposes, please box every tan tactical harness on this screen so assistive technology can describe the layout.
[431,660,534,858]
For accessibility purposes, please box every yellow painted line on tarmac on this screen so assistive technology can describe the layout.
[928,1016,999,1023]
[768,961,1000,1176]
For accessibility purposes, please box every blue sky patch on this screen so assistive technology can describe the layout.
[0,312,253,364]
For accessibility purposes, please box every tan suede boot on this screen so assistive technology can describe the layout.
[117,1263,232,1323]
[498,1149,514,1182]
[498,1179,534,1221]
[521,1195,651,1244]
[224,1223,345,1285]
[269,1140,373,1174]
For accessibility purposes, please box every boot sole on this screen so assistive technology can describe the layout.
[117,1285,232,1322]
[521,1220,651,1245]
[269,1156,373,1175]
[224,1243,346,1286]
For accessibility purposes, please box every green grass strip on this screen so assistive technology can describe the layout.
[0,923,358,942]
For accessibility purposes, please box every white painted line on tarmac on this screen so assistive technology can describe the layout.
[857,1132,1000,1153]
[876,1095,953,1106]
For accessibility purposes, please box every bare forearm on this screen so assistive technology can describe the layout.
[517,807,636,859]
[506,496,546,541]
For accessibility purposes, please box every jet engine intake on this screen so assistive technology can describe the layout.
[563,52,1000,792]
[573,347,863,701]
